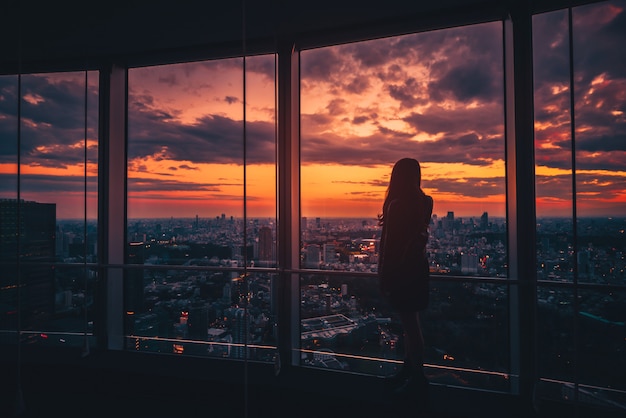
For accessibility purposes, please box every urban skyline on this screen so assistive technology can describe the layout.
[2,198,624,407]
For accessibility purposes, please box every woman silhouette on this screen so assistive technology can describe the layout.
[378,157,433,402]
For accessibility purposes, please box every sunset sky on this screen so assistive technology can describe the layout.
[0,1,624,220]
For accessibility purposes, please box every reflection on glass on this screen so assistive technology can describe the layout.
[0,72,98,346]
[126,55,277,359]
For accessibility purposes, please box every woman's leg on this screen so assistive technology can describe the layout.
[399,310,424,376]
[396,310,430,412]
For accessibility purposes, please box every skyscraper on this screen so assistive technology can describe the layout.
[0,199,56,328]
[126,241,145,314]
[258,226,273,265]
[228,307,248,359]
[444,211,455,231]
[480,212,489,229]
[305,244,321,268]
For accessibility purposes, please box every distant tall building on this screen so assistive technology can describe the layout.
[55,224,68,258]
[0,199,56,325]
[577,250,593,278]
[323,243,336,264]
[188,303,209,339]
[230,273,247,306]
[461,253,479,274]
[480,212,489,229]
[301,217,308,240]
[126,241,145,314]
[227,307,248,359]
[443,211,455,231]
[258,226,273,265]
[222,282,232,302]
[305,244,321,268]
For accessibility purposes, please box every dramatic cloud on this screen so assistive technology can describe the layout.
[403,104,503,137]
[301,129,502,167]
[301,20,505,170]
[531,9,570,86]
[572,3,626,83]
[536,172,625,201]
[0,172,96,195]
[533,3,626,175]
[0,73,98,168]
[430,63,499,103]
[300,48,343,82]
[424,176,505,199]
[0,2,623,218]
[128,109,275,164]
[128,177,226,194]
[387,77,429,108]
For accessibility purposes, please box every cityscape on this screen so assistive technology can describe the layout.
[1,1,624,415]
[1,198,624,405]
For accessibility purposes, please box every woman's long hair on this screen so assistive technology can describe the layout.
[378,158,423,226]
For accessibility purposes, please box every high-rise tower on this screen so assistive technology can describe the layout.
[0,199,56,328]
[258,226,273,266]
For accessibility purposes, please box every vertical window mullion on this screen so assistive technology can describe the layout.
[567,7,581,406]
[276,40,301,370]
[100,64,127,350]
[505,3,538,408]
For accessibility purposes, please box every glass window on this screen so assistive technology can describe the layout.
[300,23,507,276]
[299,21,508,389]
[0,71,99,348]
[535,1,626,285]
[534,0,626,410]
[533,8,576,283]
[126,55,277,360]
[0,75,19,344]
[572,1,626,286]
